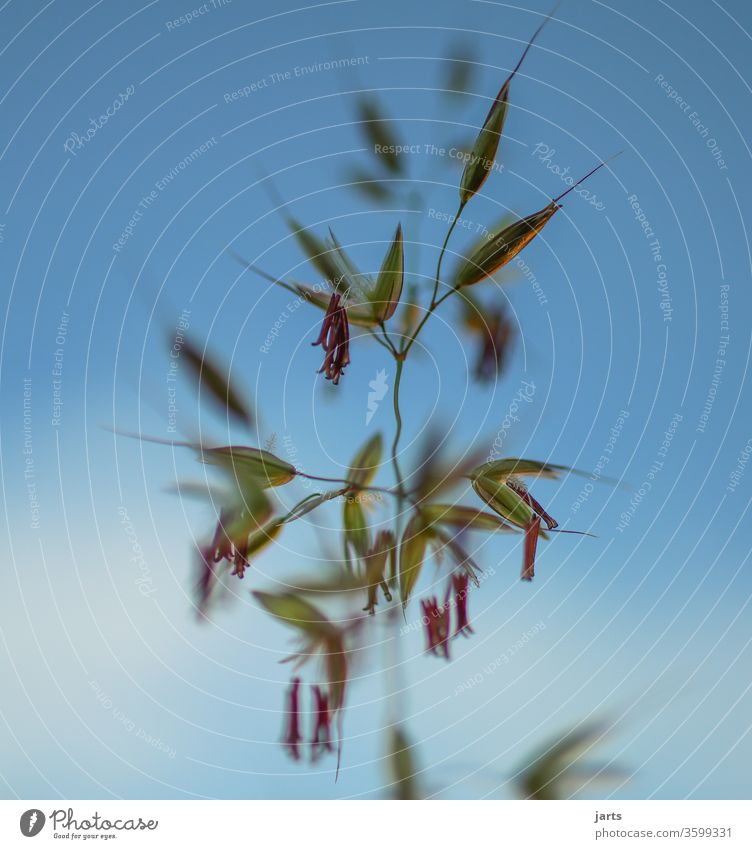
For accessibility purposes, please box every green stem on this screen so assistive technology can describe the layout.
[390,357,406,498]
[296,471,402,498]
[367,327,394,354]
[381,204,467,758]
[400,204,466,359]
[378,321,399,357]
[429,201,465,310]
[385,205,465,607]
[389,207,465,502]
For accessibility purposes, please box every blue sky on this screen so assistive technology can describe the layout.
[1,0,751,799]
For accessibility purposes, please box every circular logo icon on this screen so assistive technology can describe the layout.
[20,809,45,837]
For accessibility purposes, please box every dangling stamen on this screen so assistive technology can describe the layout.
[283,678,303,761]
[312,293,351,384]
[452,573,474,636]
[421,597,451,659]
[522,515,542,581]
[311,685,333,761]
[507,477,558,529]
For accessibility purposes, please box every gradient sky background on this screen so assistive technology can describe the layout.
[1,0,751,800]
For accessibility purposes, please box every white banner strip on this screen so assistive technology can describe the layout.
[1,800,749,848]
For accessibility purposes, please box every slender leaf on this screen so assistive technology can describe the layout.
[422,503,517,532]
[472,475,535,529]
[346,167,394,201]
[517,723,614,800]
[284,567,365,596]
[454,205,559,288]
[371,223,404,321]
[411,432,487,503]
[231,250,380,325]
[456,156,618,287]
[444,42,476,98]
[356,95,404,174]
[399,285,421,339]
[431,525,482,586]
[398,513,433,608]
[221,485,274,551]
[471,457,568,484]
[245,519,284,557]
[323,634,348,713]
[459,89,509,206]
[253,591,337,640]
[344,498,370,558]
[347,433,383,488]
[202,445,296,488]
[325,228,375,304]
[283,489,346,523]
[179,337,253,427]
[284,214,345,287]
[459,7,556,204]
[388,727,422,800]
[363,530,394,613]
